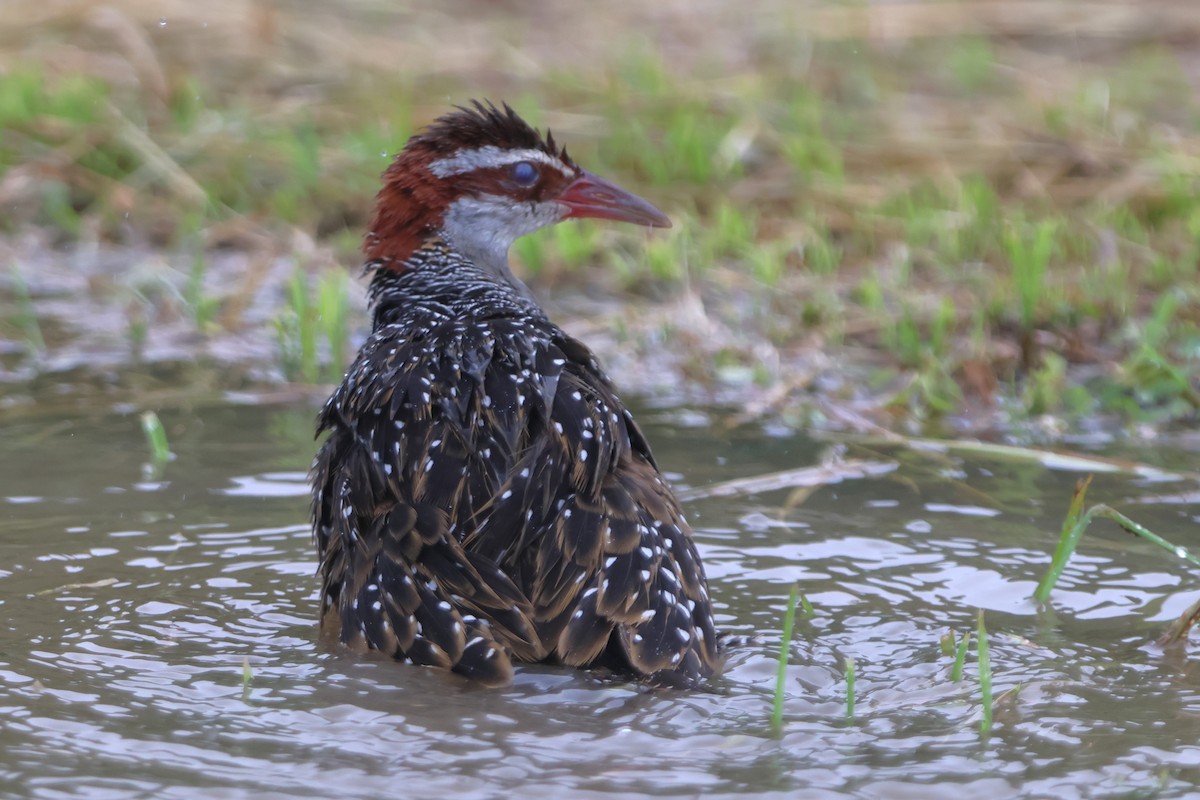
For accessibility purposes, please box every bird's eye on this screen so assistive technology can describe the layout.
[510,161,539,186]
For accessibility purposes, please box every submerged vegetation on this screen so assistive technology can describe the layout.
[0,1,1198,438]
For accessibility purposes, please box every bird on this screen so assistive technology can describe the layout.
[310,100,721,687]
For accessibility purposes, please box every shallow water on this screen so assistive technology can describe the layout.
[2,402,1199,799]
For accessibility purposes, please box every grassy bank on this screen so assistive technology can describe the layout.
[1,0,1198,437]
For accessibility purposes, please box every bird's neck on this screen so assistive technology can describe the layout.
[366,234,543,331]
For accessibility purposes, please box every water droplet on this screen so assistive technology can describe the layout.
[159,17,167,27]
[380,150,389,158]
[1176,546,1188,559]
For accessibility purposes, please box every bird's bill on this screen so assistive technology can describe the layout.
[558,170,672,228]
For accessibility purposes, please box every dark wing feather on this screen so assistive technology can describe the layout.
[462,334,723,685]
[312,319,548,686]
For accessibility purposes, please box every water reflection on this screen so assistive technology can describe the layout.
[1,403,1199,796]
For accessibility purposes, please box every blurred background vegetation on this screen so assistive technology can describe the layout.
[1,0,1198,438]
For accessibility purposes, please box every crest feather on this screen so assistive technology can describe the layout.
[411,100,576,168]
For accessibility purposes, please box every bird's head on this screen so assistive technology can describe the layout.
[364,101,670,270]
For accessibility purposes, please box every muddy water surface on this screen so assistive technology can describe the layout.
[1,402,1199,798]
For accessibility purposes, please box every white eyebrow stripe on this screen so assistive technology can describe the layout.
[428,146,575,179]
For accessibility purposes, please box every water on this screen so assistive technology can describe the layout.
[2,402,1199,798]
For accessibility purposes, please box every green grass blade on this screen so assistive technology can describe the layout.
[1091,505,1200,570]
[977,610,992,736]
[845,657,856,720]
[140,411,171,465]
[317,269,350,384]
[242,655,253,701]
[1033,475,1093,602]
[280,269,319,384]
[185,252,219,330]
[771,584,800,735]
[1035,478,1200,603]
[951,629,971,682]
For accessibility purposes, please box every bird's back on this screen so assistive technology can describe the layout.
[312,247,720,685]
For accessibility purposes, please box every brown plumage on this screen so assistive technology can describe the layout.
[311,101,721,686]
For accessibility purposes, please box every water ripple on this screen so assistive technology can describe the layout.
[1,406,1199,797]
